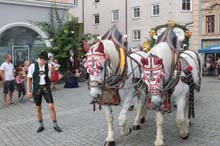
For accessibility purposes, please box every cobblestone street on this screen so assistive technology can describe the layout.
[0,77,220,146]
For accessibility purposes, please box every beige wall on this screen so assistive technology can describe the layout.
[192,0,220,49]
[192,0,200,51]
[68,0,83,23]
[83,0,126,36]
[69,0,193,48]
[127,0,193,47]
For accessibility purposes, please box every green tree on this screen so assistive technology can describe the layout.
[35,2,83,73]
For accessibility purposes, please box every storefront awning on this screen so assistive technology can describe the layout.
[198,45,220,53]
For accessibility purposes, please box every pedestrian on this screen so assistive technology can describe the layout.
[51,59,60,91]
[64,69,79,88]
[27,51,62,133]
[22,60,32,101]
[0,54,15,106]
[23,60,30,74]
[48,54,57,91]
[15,65,26,103]
[216,57,220,80]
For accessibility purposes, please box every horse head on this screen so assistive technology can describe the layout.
[83,41,109,100]
[141,53,165,109]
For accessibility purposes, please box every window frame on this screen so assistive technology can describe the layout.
[151,4,160,16]
[132,30,141,41]
[112,10,119,22]
[72,0,78,5]
[181,0,192,12]
[206,15,215,33]
[93,14,100,25]
[132,7,140,19]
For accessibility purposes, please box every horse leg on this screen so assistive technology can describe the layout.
[103,105,115,146]
[154,111,165,146]
[140,103,148,124]
[176,93,190,139]
[118,95,132,136]
[133,96,147,130]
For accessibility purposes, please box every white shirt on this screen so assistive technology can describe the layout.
[27,63,51,85]
[0,62,15,81]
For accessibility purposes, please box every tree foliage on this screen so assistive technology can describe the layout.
[35,2,83,73]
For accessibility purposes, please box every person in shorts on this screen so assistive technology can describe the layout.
[0,54,15,106]
[27,51,62,133]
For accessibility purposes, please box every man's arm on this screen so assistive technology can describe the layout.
[26,63,34,98]
[27,77,32,98]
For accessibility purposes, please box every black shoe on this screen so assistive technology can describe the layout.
[54,126,62,132]
[37,127,45,133]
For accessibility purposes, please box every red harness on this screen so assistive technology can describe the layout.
[83,52,107,76]
[141,55,165,94]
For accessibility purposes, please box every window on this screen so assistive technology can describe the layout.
[133,7,140,18]
[112,10,119,22]
[181,0,192,11]
[152,4,160,16]
[71,0,78,5]
[95,0,100,2]
[206,15,215,33]
[93,14,100,24]
[133,30,141,40]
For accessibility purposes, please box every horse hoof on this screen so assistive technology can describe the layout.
[104,141,115,146]
[132,125,141,130]
[140,117,145,124]
[180,133,190,140]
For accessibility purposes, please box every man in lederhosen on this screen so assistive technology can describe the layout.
[27,51,62,133]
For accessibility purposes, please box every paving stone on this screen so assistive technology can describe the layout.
[0,77,219,146]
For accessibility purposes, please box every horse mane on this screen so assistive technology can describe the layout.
[156,27,177,50]
[148,42,173,78]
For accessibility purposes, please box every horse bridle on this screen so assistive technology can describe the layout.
[87,58,111,89]
[87,54,143,90]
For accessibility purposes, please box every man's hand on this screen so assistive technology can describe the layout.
[27,91,32,99]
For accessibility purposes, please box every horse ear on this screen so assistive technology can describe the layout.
[141,58,145,65]
[83,40,89,53]
[141,58,148,65]
[159,58,163,64]
[154,57,163,65]
[96,41,104,53]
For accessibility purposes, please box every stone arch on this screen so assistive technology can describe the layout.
[0,22,51,47]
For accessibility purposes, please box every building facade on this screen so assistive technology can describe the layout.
[71,0,193,48]
[192,0,220,65]
[0,0,74,65]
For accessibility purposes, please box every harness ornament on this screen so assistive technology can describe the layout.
[141,55,165,93]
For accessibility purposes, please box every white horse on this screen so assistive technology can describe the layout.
[83,40,148,146]
[138,42,201,146]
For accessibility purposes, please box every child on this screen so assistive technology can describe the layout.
[16,66,26,103]
[51,59,60,91]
